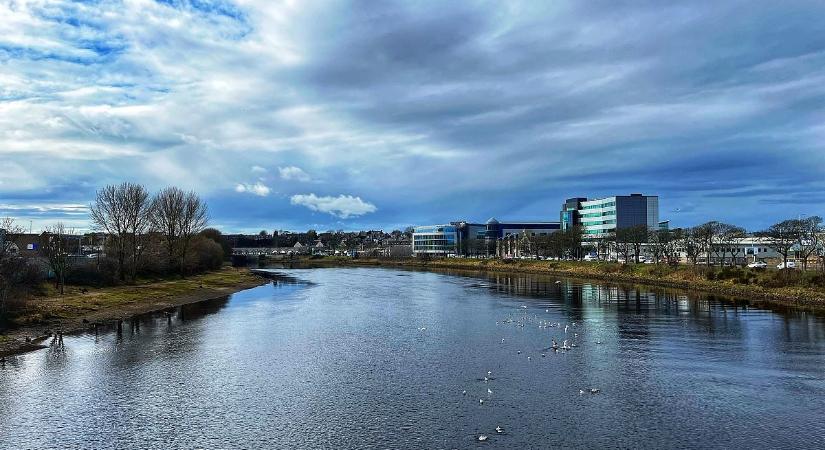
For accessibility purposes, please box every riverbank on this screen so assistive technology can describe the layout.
[286,256,825,312]
[0,266,268,357]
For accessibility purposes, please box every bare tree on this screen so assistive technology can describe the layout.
[41,223,73,295]
[122,183,152,280]
[1,218,27,318]
[648,229,668,264]
[717,223,747,267]
[0,217,23,260]
[664,228,684,265]
[616,225,648,263]
[759,219,801,273]
[797,216,822,271]
[90,184,129,281]
[151,187,209,275]
[681,226,707,266]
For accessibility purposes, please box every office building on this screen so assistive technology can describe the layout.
[413,219,560,256]
[412,224,459,256]
[560,194,659,239]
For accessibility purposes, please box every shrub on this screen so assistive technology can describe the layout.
[186,236,224,273]
[67,258,119,287]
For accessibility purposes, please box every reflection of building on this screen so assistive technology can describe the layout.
[560,194,659,239]
[413,219,560,256]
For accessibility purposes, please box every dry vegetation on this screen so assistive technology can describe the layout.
[7,267,264,330]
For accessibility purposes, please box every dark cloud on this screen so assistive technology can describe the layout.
[1,0,824,231]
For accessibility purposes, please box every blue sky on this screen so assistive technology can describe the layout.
[1,0,825,233]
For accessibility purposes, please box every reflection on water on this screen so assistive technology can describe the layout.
[1,267,824,449]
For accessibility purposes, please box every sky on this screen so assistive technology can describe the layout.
[1,0,825,233]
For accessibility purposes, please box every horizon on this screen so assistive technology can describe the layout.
[2,1,825,233]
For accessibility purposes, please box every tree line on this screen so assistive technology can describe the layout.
[510,216,825,271]
[1,183,226,321]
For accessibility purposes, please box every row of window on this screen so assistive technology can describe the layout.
[581,211,616,218]
[582,201,616,210]
[715,247,769,253]
[581,219,616,225]
[413,234,456,241]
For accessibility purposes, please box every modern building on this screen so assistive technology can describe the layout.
[560,197,588,231]
[413,219,560,256]
[412,224,459,256]
[561,194,659,239]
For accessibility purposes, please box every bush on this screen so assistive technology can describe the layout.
[186,236,224,273]
[0,257,43,327]
[67,258,119,287]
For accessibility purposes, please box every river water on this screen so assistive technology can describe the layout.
[1,267,824,449]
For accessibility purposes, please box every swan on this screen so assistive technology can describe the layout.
[495,426,503,434]
[478,435,488,441]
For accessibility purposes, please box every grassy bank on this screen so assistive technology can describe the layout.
[0,266,267,357]
[296,256,825,312]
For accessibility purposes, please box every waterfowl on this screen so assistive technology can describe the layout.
[478,435,488,441]
[495,426,503,434]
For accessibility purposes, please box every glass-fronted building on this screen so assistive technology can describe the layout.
[560,197,587,231]
[412,225,459,255]
[561,194,659,239]
[413,219,561,256]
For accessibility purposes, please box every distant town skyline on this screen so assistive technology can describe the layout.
[2,1,825,233]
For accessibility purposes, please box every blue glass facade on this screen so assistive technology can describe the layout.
[412,225,458,254]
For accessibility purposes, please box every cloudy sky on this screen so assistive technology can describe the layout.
[2,0,825,233]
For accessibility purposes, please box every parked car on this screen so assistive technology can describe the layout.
[747,261,768,269]
[776,261,797,269]
[583,254,597,261]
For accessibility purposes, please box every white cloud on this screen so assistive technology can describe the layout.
[251,165,268,173]
[235,182,271,197]
[290,193,377,218]
[278,166,311,182]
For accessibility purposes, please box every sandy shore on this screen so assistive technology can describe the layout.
[0,267,268,358]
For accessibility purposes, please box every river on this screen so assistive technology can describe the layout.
[1,267,824,448]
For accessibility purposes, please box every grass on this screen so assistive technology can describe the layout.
[9,266,263,328]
